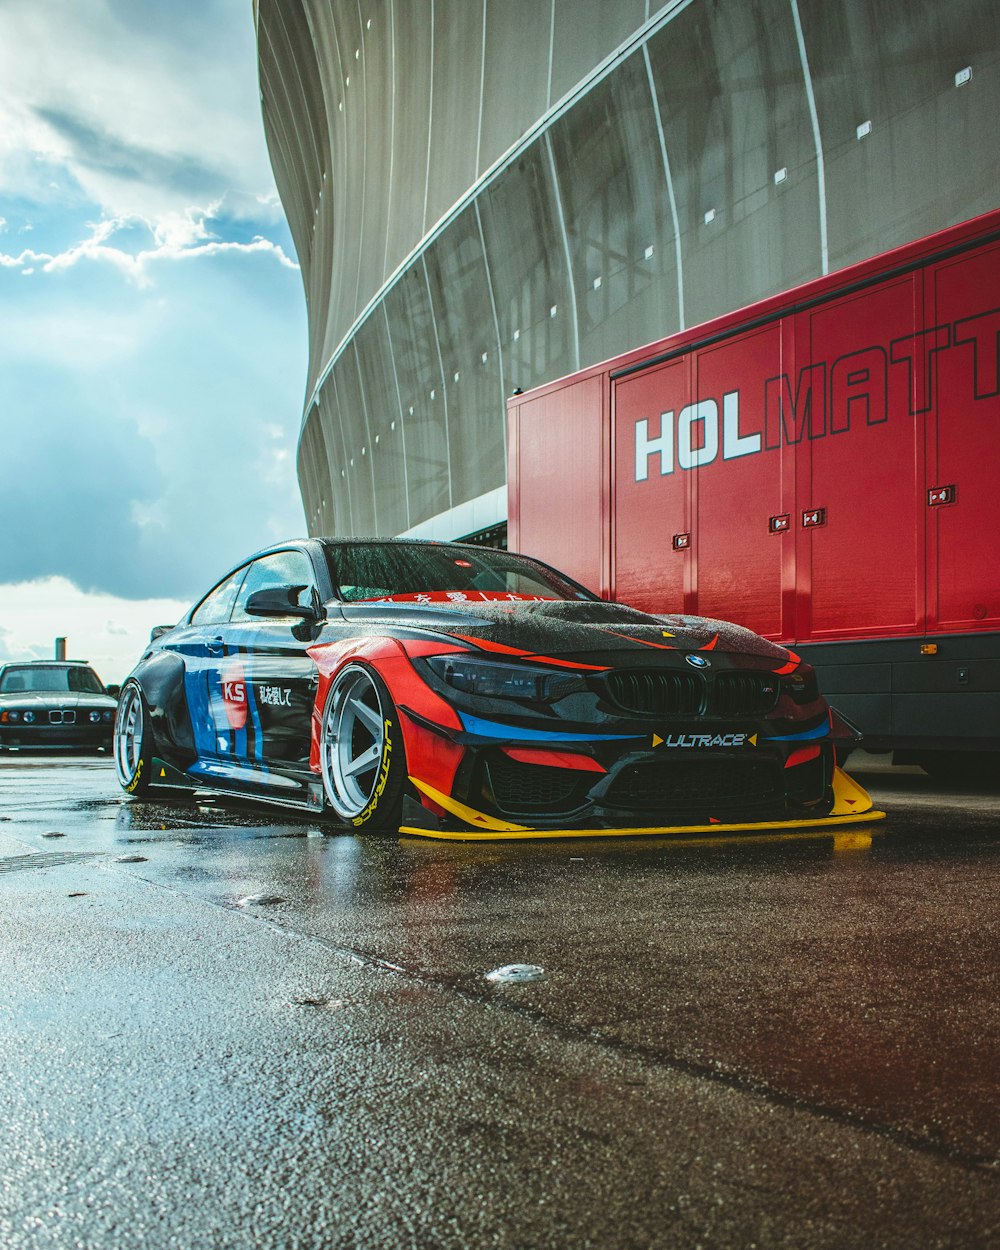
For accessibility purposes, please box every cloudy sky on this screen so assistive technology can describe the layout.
[0,0,308,681]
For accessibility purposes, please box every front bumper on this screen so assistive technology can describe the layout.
[402,766,885,840]
[0,724,112,750]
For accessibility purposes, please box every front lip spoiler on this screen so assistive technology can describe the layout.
[400,810,886,841]
[404,766,885,839]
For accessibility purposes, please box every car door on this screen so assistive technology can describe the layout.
[210,548,322,784]
[158,564,250,764]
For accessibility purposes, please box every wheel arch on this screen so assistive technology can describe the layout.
[126,650,197,764]
[307,636,467,803]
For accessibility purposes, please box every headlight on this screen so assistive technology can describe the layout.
[22,711,34,724]
[1,711,20,723]
[102,710,114,723]
[89,711,102,723]
[425,655,585,701]
[783,667,820,704]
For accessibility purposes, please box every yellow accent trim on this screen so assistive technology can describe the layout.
[830,765,875,815]
[833,832,873,853]
[400,809,885,841]
[408,776,530,832]
[652,733,664,748]
[749,734,758,747]
[661,631,674,638]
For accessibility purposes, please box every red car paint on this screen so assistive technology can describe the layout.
[308,636,469,805]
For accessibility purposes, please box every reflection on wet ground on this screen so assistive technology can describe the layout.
[1,753,998,1244]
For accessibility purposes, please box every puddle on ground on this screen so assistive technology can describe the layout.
[485,963,547,984]
[237,892,285,908]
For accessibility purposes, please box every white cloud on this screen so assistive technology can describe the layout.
[0,578,189,684]
[0,1,309,607]
[0,208,298,286]
[0,1,278,226]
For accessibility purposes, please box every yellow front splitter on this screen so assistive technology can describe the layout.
[402,768,886,842]
[400,811,886,841]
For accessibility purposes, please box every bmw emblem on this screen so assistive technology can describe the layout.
[685,654,710,669]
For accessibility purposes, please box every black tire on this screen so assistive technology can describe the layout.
[318,663,408,833]
[113,681,157,796]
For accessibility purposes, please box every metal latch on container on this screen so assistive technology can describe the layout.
[769,514,790,533]
[802,508,826,528]
[672,532,690,550]
[928,485,956,506]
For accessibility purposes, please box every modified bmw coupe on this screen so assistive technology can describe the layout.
[113,539,881,838]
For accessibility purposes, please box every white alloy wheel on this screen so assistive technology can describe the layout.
[320,664,403,828]
[114,682,148,793]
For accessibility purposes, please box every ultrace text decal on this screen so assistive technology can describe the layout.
[125,758,144,792]
[353,717,393,826]
[660,732,750,749]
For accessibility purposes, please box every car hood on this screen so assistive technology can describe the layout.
[335,598,791,662]
[0,691,118,710]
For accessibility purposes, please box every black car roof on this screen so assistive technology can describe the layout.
[0,660,96,669]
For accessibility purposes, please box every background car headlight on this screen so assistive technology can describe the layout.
[102,710,114,723]
[22,711,34,724]
[1,711,20,723]
[89,711,102,723]
[425,655,585,701]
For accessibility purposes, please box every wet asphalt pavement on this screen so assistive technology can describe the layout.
[0,756,997,1249]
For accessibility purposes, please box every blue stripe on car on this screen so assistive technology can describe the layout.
[459,712,639,743]
[761,721,829,742]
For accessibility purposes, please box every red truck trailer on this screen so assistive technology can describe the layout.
[508,210,1000,781]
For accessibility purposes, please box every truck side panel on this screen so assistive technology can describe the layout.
[692,325,790,638]
[611,357,691,614]
[801,274,926,640]
[508,374,608,595]
[929,239,1000,634]
[509,211,1000,758]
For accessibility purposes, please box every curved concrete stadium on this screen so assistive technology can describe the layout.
[255,0,1000,544]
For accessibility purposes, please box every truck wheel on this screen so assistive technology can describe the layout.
[319,664,407,833]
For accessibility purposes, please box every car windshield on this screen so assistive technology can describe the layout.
[324,543,596,605]
[0,666,105,695]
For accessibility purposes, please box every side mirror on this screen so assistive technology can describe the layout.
[245,585,323,622]
[106,684,121,700]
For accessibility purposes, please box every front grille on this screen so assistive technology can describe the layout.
[602,669,781,719]
[603,670,703,716]
[48,710,76,724]
[486,755,590,814]
[708,672,780,717]
[604,759,781,814]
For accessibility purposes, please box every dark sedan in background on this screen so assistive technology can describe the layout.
[0,661,118,752]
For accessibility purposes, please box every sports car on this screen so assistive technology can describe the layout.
[113,538,882,838]
[0,661,118,751]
